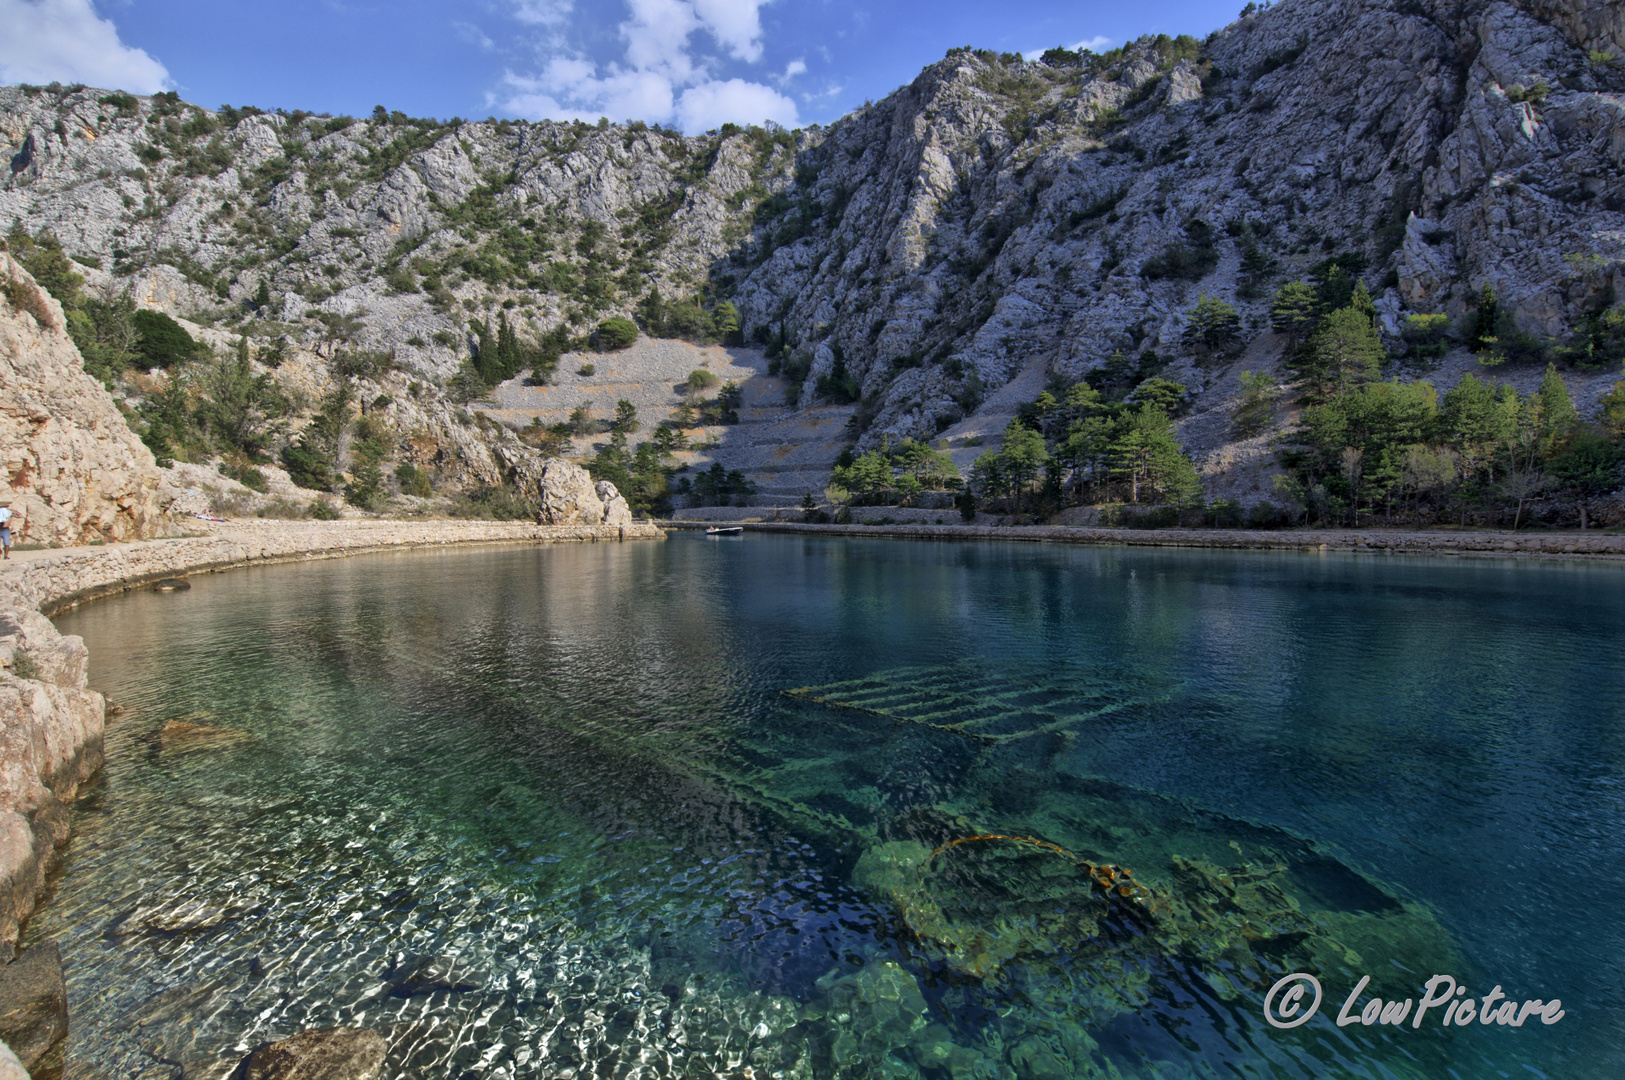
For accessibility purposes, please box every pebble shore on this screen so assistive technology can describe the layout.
[0,516,664,615]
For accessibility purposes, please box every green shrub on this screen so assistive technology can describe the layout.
[10,650,41,681]
[394,462,433,497]
[132,309,197,368]
[310,500,340,519]
[594,317,638,351]
[224,462,270,492]
[280,443,334,490]
[1402,313,1451,360]
[449,483,536,520]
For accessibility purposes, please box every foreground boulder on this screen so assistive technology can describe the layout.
[535,459,633,528]
[0,941,66,1070]
[235,1027,387,1080]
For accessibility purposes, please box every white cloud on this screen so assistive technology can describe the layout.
[779,58,806,84]
[677,77,797,131]
[691,0,768,63]
[620,0,702,80]
[513,0,573,27]
[501,62,674,123]
[0,0,170,93]
[1022,35,1113,61]
[454,20,497,52]
[497,0,793,132]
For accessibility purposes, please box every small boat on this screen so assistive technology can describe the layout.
[705,526,744,536]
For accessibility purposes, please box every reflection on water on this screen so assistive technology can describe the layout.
[40,536,1625,1078]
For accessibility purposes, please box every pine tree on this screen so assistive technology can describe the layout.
[1182,293,1242,355]
[496,311,521,380]
[1351,280,1377,326]
[1533,363,1577,456]
[1316,265,1355,312]
[1470,284,1499,353]
[1109,407,1193,504]
[1271,282,1319,347]
[1293,307,1383,397]
[473,319,497,384]
[253,278,271,312]
[994,421,1048,513]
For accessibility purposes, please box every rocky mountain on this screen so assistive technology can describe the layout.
[1,0,1622,507]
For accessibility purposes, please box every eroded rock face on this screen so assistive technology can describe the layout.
[0,254,167,546]
[535,459,633,527]
[237,1027,388,1080]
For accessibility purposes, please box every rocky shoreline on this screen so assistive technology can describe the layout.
[664,520,1625,559]
[0,516,662,1076]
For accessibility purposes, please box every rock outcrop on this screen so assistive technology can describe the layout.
[0,254,167,545]
[535,459,633,527]
[0,609,103,961]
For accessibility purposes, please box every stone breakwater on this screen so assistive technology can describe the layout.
[666,520,1625,558]
[0,517,662,970]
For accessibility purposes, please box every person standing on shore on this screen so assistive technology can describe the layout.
[0,501,12,559]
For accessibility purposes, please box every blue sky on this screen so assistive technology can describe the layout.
[1,0,1245,132]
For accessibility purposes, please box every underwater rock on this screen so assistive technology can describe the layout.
[125,900,237,935]
[235,1027,388,1080]
[383,955,483,998]
[0,940,67,1069]
[159,721,253,754]
[150,579,191,592]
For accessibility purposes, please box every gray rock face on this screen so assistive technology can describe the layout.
[0,0,1620,488]
[535,459,632,526]
[0,941,67,1070]
[236,1027,387,1080]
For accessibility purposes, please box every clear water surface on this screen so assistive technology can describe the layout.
[37,534,1625,1079]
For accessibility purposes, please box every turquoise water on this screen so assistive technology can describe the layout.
[38,535,1625,1078]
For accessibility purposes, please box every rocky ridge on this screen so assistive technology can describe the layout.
[0,0,1618,513]
[1,0,1621,503]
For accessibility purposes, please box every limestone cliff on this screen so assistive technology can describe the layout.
[0,254,166,543]
[0,607,102,961]
[1,0,1621,492]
